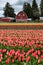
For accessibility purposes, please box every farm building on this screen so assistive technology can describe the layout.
[40,17,43,22]
[0,17,14,22]
[16,11,28,22]
[0,11,32,22]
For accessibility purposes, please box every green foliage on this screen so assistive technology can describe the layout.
[26,57,38,65]
[32,0,40,20]
[23,2,32,18]
[3,2,16,17]
[40,0,43,16]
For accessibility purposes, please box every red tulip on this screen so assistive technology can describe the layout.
[40,55,43,59]
[2,49,6,53]
[26,56,30,62]
[21,57,24,61]
[36,55,38,59]
[12,59,14,62]
[32,52,36,57]
[38,59,41,63]
[37,50,40,55]
[18,57,21,61]
[6,58,10,64]
[0,49,2,52]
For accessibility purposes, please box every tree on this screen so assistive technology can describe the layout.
[40,0,43,17]
[23,2,32,18]
[32,0,40,20]
[3,2,16,17]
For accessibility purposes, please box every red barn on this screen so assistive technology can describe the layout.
[0,17,11,22]
[0,17,14,22]
[2,18,11,22]
[16,11,28,22]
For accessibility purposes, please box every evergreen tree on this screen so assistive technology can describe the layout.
[23,2,32,18]
[40,0,43,16]
[32,0,39,20]
[3,2,16,17]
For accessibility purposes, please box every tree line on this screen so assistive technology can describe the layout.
[4,0,43,20]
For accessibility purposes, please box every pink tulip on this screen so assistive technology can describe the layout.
[26,56,30,62]
[6,58,10,64]
[38,59,41,63]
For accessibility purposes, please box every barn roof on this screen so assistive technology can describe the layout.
[16,11,28,18]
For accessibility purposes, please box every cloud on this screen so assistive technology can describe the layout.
[12,0,32,5]
[0,10,4,17]
[0,0,18,17]
[0,0,18,5]
[12,0,32,14]
[0,0,40,17]
[14,5,23,14]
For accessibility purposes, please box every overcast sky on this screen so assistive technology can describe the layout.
[0,0,41,17]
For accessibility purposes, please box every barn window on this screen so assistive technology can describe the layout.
[23,14,25,16]
[19,14,20,16]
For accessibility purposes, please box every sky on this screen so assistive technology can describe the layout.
[0,0,41,17]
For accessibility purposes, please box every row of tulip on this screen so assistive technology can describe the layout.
[0,30,43,65]
[0,48,43,64]
[0,24,43,29]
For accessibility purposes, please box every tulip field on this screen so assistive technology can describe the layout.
[0,30,43,65]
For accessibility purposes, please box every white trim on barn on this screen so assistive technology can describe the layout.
[27,18,32,21]
[16,19,27,22]
[40,17,43,20]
